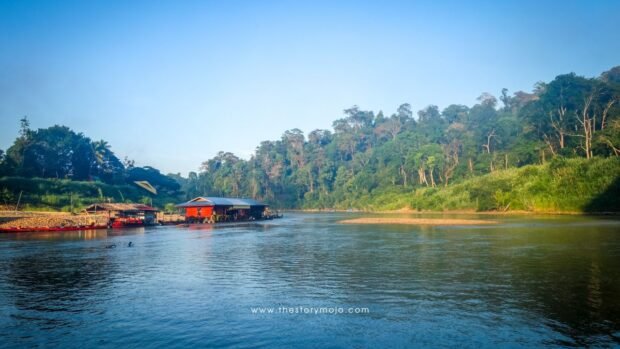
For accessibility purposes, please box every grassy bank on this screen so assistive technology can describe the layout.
[0,177,181,211]
[332,157,620,213]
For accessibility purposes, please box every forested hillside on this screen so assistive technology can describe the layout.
[0,122,182,210]
[177,66,620,210]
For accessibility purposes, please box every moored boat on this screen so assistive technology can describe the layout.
[109,217,145,228]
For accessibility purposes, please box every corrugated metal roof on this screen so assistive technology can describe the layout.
[176,197,267,208]
[84,203,159,212]
[176,201,213,208]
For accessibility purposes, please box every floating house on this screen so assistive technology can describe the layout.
[84,203,159,227]
[176,197,268,223]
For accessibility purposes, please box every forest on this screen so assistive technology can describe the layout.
[175,66,620,211]
[1,66,619,212]
[0,121,182,210]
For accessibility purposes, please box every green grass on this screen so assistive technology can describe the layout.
[0,177,181,211]
[330,157,620,213]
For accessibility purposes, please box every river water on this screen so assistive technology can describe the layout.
[0,213,619,348]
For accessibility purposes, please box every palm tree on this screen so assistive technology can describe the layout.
[92,140,110,165]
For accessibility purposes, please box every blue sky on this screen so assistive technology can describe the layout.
[1,0,619,175]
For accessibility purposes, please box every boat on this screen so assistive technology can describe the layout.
[109,217,145,228]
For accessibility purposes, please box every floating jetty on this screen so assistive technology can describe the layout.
[175,196,281,224]
[176,212,283,229]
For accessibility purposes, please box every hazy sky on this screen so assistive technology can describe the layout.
[1,0,619,175]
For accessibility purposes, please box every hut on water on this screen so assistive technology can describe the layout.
[176,197,268,223]
[84,203,159,226]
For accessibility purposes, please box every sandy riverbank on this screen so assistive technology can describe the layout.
[290,208,615,215]
[0,211,108,230]
[338,217,499,226]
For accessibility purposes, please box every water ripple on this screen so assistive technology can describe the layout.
[0,214,619,348]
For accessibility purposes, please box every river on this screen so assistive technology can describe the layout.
[0,213,619,348]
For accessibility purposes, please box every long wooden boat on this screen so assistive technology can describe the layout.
[109,217,145,229]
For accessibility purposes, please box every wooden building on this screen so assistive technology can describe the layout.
[84,203,159,227]
[176,197,268,223]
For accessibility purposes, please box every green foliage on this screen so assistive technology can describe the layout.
[126,166,181,195]
[174,66,619,211]
[0,177,181,211]
[164,203,177,213]
[5,124,98,180]
[407,157,620,212]
[0,121,184,210]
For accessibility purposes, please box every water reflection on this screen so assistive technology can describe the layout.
[3,249,116,333]
[247,216,620,346]
[496,225,620,346]
[1,227,147,241]
[0,214,618,347]
[5,229,110,241]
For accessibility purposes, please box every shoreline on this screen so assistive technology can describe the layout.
[286,208,620,216]
[339,217,499,226]
[0,211,109,231]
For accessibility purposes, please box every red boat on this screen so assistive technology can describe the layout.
[109,217,145,228]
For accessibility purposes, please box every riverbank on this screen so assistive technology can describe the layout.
[297,157,620,214]
[291,208,619,216]
[0,211,108,230]
[339,217,499,225]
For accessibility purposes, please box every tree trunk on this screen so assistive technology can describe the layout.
[550,107,567,149]
[418,168,428,186]
[603,138,620,156]
[543,134,557,157]
[577,93,595,159]
[601,99,616,130]
[482,129,497,155]
[252,180,258,198]
[443,160,458,187]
